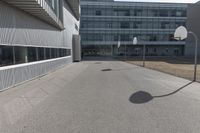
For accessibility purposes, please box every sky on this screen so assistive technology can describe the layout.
[115,0,199,3]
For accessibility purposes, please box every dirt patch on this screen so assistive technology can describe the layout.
[118,56,200,82]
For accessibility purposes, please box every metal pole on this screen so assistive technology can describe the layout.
[189,31,198,81]
[125,44,127,61]
[143,43,146,67]
[111,45,113,57]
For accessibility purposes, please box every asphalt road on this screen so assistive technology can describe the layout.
[0,59,200,133]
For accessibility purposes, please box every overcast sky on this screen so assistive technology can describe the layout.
[115,0,199,3]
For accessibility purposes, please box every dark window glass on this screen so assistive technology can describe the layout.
[66,49,71,56]
[45,48,51,59]
[27,47,37,62]
[169,34,174,41]
[161,22,170,29]
[151,9,158,16]
[154,48,157,53]
[159,10,169,17]
[114,35,119,41]
[96,10,101,16]
[114,9,130,16]
[38,48,45,60]
[150,35,157,41]
[120,35,130,41]
[63,49,67,56]
[59,49,64,57]
[133,22,141,29]
[14,46,27,64]
[0,45,14,66]
[120,22,130,29]
[56,49,60,58]
[0,45,69,67]
[51,48,57,58]
[134,9,142,16]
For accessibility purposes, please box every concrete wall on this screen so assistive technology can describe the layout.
[186,4,200,57]
[0,0,79,91]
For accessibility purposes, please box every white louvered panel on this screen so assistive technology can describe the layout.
[26,65,33,79]
[13,67,26,84]
[1,69,14,89]
[0,57,72,91]
[0,70,3,90]
[37,63,42,76]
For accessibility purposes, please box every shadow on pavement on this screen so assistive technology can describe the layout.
[129,81,194,104]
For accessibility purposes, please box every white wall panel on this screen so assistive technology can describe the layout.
[0,57,72,91]
[0,1,79,48]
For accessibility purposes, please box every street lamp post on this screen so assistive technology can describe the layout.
[133,37,146,67]
[118,35,127,61]
[125,43,127,61]
[174,26,198,81]
[143,43,146,67]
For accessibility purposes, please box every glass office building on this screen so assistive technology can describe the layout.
[80,0,188,56]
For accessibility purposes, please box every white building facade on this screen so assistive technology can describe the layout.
[0,0,80,90]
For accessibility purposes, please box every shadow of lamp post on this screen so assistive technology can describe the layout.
[174,26,198,81]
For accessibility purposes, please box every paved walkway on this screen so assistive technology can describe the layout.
[0,59,200,133]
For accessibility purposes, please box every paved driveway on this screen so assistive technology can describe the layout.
[0,59,200,133]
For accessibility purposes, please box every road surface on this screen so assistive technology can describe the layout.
[0,59,200,133]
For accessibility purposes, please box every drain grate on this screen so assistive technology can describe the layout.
[101,69,112,71]
[95,62,102,64]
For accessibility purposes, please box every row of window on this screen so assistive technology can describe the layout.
[81,8,187,17]
[81,21,186,29]
[81,33,181,42]
[82,45,184,56]
[0,45,71,67]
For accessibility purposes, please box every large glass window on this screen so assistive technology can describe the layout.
[120,22,130,29]
[0,45,70,67]
[159,9,169,17]
[161,22,170,29]
[121,35,130,41]
[59,49,64,57]
[56,49,60,58]
[150,9,159,17]
[14,46,27,64]
[38,48,45,61]
[114,9,130,16]
[51,48,57,58]
[0,46,14,66]
[133,22,142,29]
[134,9,142,16]
[28,47,37,62]
[45,48,51,59]
[66,49,71,56]
[96,10,102,16]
